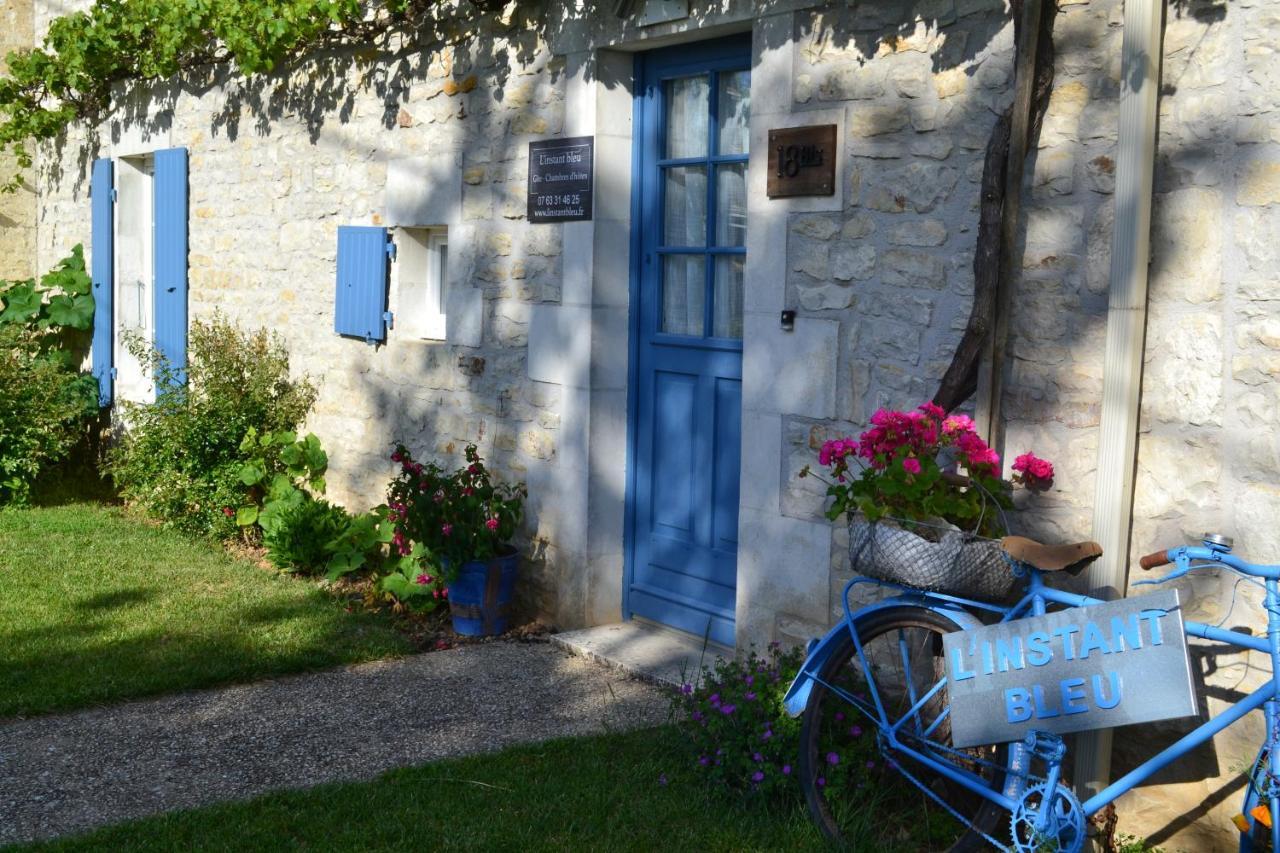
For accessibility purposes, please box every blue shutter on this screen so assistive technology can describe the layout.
[334,225,391,343]
[153,147,189,388]
[90,158,114,407]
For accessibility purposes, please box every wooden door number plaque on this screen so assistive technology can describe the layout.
[767,124,837,198]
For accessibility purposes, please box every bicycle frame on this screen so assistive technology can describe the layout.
[787,548,1280,848]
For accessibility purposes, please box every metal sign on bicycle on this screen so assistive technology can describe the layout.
[942,589,1199,748]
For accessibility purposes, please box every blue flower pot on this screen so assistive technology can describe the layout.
[446,546,520,636]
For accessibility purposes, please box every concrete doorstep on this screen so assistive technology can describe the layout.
[550,620,734,688]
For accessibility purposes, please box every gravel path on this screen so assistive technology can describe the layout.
[0,641,670,846]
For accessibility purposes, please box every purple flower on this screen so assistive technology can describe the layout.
[745,691,757,701]
[680,683,693,695]
[751,770,765,783]
[835,712,845,722]
[691,710,703,722]
[782,764,792,775]
[658,774,668,786]
[698,755,709,766]
[826,752,840,766]
[744,675,754,686]
[761,730,773,741]
[817,776,826,787]
[719,703,736,715]
[708,693,721,707]
[866,760,876,770]
[850,725,863,738]
[753,752,763,762]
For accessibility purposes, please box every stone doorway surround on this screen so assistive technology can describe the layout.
[529,9,838,652]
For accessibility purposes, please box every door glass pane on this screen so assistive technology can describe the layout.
[713,255,744,339]
[665,75,709,159]
[664,166,707,246]
[717,70,750,155]
[662,255,706,336]
[715,164,746,247]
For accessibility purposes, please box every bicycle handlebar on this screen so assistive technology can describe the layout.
[1135,544,1280,582]
[1139,549,1171,571]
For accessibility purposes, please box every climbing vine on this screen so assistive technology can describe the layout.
[0,0,518,192]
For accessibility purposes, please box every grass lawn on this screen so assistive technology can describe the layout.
[0,502,412,718]
[16,726,844,853]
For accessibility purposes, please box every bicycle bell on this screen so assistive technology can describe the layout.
[1203,532,1234,551]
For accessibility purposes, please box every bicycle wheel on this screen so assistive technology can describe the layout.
[799,606,1011,851]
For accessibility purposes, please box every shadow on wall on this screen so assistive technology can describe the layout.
[41,0,1065,194]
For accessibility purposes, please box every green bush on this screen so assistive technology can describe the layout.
[0,246,99,504]
[263,496,352,573]
[108,315,316,537]
[0,328,98,503]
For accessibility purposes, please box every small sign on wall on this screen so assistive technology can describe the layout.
[767,125,837,198]
[528,136,594,223]
[942,590,1198,748]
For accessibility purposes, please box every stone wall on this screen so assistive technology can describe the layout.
[1001,0,1280,846]
[775,0,1017,635]
[0,0,35,280]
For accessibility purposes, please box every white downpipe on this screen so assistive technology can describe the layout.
[1075,0,1165,801]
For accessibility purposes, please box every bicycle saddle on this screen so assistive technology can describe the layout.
[1000,536,1102,574]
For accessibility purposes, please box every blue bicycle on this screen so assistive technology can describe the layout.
[785,531,1280,852]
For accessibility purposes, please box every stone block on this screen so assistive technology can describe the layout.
[880,248,947,289]
[1022,206,1083,271]
[854,315,923,365]
[1134,433,1222,519]
[842,212,876,239]
[818,63,887,101]
[738,410,783,514]
[790,214,841,240]
[797,280,855,310]
[1238,160,1280,207]
[886,219,947,246]
[444,285,483,348]
[1142,311,1223,427]
[864,162,959,213]
[528,304,591,387]
[793,242,831,279]
[742,314,839,419]
[849,103,910,137]
[831,243,876,280]
[1150,188,1223,304]
[386,155,463,226]
[1032,146,1076,197]
[735,506,833,643]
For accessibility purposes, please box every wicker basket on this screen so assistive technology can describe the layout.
[848,515,1016,602]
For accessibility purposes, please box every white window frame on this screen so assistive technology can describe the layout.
[113,153,155,404]
[391,226,448,341]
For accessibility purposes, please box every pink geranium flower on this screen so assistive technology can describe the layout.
[1013,452,1055,490]
[902,457,922,475]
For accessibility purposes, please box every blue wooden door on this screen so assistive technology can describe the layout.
[627,38,750,648]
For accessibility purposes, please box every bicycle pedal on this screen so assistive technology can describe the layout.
[1022,730,1067,763]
